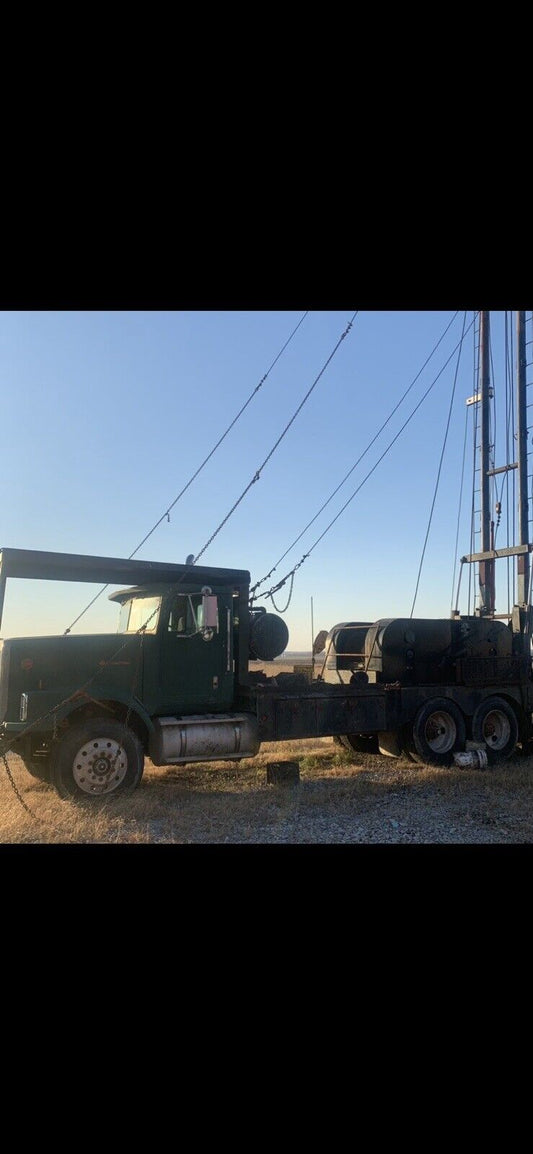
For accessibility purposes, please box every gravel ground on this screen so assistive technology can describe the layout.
[3,738,533,844]
[139,751,533,844]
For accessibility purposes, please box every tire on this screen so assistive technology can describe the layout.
[472,696,519,763]
[409,698,466,766]
[21,758,52,784]
[336,733,380,754]
[50,719,145,802]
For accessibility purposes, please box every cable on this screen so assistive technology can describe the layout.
[130,311,310,559]
[63,310,309,634]
[253,312,476,605]
[191,312,358,567]
[1,314,358,761]
[250,311,461,596]
[271,571,295,613]
[410,311,468,617]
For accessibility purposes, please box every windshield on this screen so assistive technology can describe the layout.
[118,595,161,634]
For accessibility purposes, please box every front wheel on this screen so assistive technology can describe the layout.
[21,757,53,784]
[51,719,145,802]
[472,697,519,763]
[408,698,466,766]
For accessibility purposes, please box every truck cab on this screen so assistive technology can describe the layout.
[0,548,257,798]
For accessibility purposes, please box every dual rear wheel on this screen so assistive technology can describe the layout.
[471,696,519,762]
[339,695,519,767]
[406,695,519,766]
[405,698,466,766]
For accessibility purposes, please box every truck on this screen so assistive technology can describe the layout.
[1,544,532,803]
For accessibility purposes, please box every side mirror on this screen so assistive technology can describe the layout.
[201,589,218,629]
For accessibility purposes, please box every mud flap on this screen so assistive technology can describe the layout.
[378,730,402,757]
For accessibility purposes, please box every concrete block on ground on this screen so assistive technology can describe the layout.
[266,761,300,785]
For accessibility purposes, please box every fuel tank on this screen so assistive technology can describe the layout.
[364,616,512,684]
[249,609,289,661]
[150,713,261,765]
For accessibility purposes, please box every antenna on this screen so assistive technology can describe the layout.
[311,596,314,675]
[478,311,494,614]
[516,311,529,606]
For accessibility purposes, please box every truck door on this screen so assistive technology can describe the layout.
[159,587,234,713]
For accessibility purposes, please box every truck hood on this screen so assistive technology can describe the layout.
[0,633,144,725]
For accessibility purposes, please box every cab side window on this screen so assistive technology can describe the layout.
[168,594,202,634]
[168,595,187,633]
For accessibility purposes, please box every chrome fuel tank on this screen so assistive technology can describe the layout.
[150,713,260,765]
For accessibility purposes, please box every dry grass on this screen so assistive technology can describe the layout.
[0,737,333,844]
[3,661,533,843]
[3,735,533,844]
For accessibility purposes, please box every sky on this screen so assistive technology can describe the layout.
[0,309,528,651]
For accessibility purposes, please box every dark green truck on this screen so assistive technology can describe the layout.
[1,547,532,803]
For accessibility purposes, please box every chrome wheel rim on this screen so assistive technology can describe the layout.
[481,710,511,751]
[71,737,128,795]
[424,711,456,754]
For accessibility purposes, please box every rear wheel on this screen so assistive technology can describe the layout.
[335,733,380,754]
[51,719,145,802]
[472,697,519,762]
[408,698,466,766]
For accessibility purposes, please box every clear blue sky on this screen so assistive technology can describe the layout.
[0,310,523,650]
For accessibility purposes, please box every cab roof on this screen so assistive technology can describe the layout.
[0,547,250,630]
